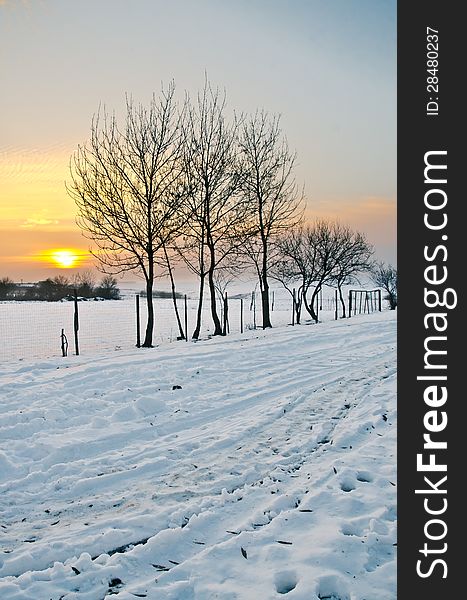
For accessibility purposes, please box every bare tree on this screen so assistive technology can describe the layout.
[180,81,251,338]
[330,227,374,317]
[272,221,352,323]
[371,262,397,309]
[96,275,120,300]
[239,112,303,329]
[72,270,96,298]
[68,83,185,346]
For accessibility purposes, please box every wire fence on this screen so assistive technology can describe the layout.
[0,285,384,363]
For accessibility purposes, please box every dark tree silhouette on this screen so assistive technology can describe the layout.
[0,277,16,300]
[372,262,397,309]
[239,111,303,329]
[330,227,374,317]
[35,276,71,301]
[72,270,96,298]
[273,221,342,322]
[272,221,369,322]
[96,275,120,299]
[68,83,185,346]
[179,81,251,338]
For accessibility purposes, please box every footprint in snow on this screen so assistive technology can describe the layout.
[274,570,298,594]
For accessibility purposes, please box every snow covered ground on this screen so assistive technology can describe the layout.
[0,310,396,599]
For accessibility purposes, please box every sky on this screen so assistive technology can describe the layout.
[0,0,396,281]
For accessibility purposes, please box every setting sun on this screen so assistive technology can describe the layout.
[50,249,80,269]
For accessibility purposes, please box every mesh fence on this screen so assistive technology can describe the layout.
[0,285,378,364]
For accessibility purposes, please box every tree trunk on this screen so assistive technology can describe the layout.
[207,243,222,336]
[192,274,205,339]
[338,284,346,318]
[208,271,222,336]
[142,274,154,347]
[260,242,272,329]
[295,299,301,324]
[303,288,318,323]
[163,244,185,339]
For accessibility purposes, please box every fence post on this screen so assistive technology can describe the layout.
[378,289,382,311]
[271,290,275,312]
[73,289,79,356]
[320,287,323,310]
[136,294,141,348]
[61,328,68,357]
[292,288,296,326]
[335,289,338,320]
[240,297,243,334]
[315,289,319,322]
[223,292,228,335]
[348,290,352,318]
[252,291,256,329]
[184,294,188,341]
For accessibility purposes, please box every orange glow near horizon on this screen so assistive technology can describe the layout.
[0,146,396,279]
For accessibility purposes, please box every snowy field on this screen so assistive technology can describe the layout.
[0,310,396,599]
[0,281,380,364]
[0,283,301,363]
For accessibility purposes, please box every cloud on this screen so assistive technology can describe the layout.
[21,218,60,228]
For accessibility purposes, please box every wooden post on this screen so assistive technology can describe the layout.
[136,294,141,348]
[223,292,228,335]
[315,289,319,322]
[335,289,338,320]
[348,290,352,318]
[271,290,275,312]
[292,288,296,326]
[240,297,244,333]
[358,291,363,314]
[319,287,323,310]
[378,289,382,312]
[184,294,188,341]
[253,292,256,329]
[61,328,68,357]
[73,289,79,356]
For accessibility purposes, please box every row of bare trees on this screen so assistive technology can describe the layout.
[68,80,384,346]
[68,81,302,345]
